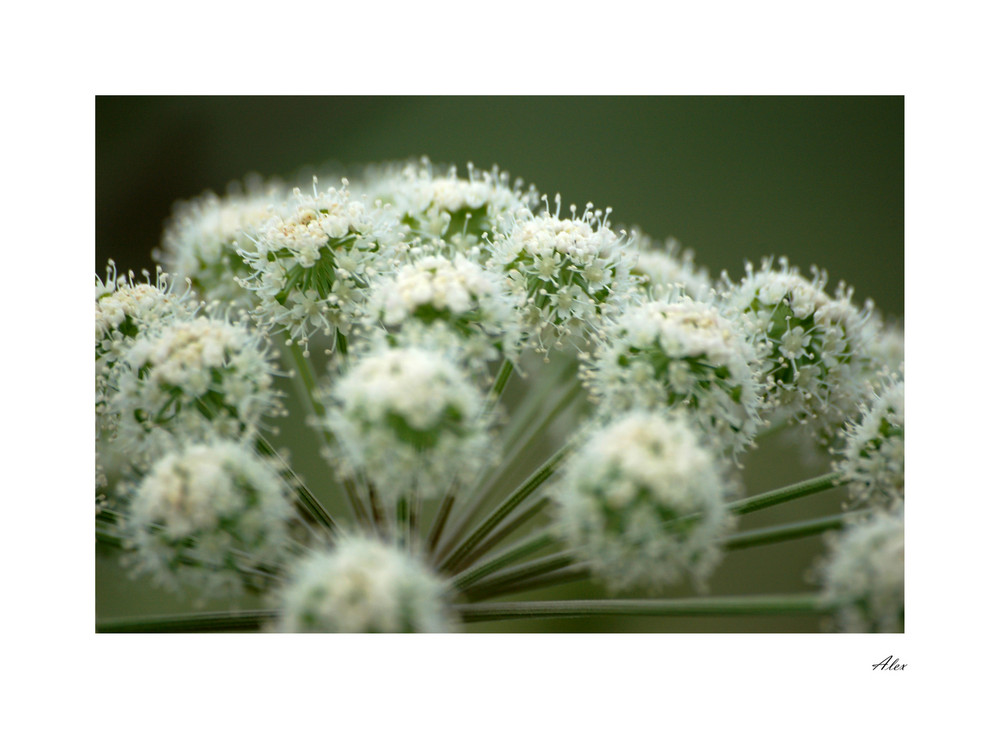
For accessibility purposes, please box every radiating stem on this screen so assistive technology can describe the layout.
[438,444,571,573]
[461,549,574,596]
[283,342,369,526]
[728,472,840,515]
[456,594,829,622]
[426,358,516,551]
[451,532,556,592]
[435,373,580,562]
[723,512,850,550]
[97,610,277,633]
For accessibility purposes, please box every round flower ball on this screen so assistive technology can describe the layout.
[491,197,639,351]
[837,378,904,509]
[110,314,283,465]
[276,535,453,632]
[155,176,286,307]
[322,346,492,503]
[359,158,538,257]
[95,262,198,438]
[583,296,764,458]
[235,179,404,354]
[818,508,904,632]
[721,257,876,444]
[365,252,524,371]
[123,439,295,600]
[552,410,736,592]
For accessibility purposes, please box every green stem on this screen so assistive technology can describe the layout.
[97,610,277,633]
[723,513,850,550]
[728,473,840,516]
[435,374,580,562]
[462,549,574,597]
[426,358,516,551]
[284,343,369,527]
[454,497,549,572]
[438,444,571,573]
[464,512,853,602]
[451,532,556,592]
[456,594,829,623]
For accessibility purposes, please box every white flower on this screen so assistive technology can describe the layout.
[95,262,198,438]
[235,179,405,354]
[366,252,525,370]
[553,411,736,592]
[837,378,904,509]
[122,439,295,601]
[492,196,639,350]
[322,346,493,502]
[583,296,764,457]
[155,176,286,306]
[631,231,714,301]
[818,507,904,632]
[109,315,283,466]
[359,158,538,257]
[721,257,877,445]
[276,535,454,632]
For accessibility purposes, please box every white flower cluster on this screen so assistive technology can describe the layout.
[276,535,452,632]
[322,346,492,503]
[123,440,294,600]
[631,231,713,301]
[110,315,283,465]
[155,177,286,306]
[235,180,404,354]
[818,507,904,632]
[837,378,904,509]
[492,198,639,351]
[553,411,735,592]
[96,262,196,384]
[359,158,537,257]
[583,297,764,457]
[366,252,524,368]
[721,257,876,443]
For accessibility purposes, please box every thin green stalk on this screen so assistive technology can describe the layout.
[456,594,830,623]
[97,610,277,633]
[451,532,556,592]
[426,358,516,552]
[728,472,840,516]
[283,343,369,526]
[465,512,853,602]
[435,374,580,562]
[453,497,549,572]
[461,549,574,596]
[466,565,591,601]
[723,513,850,550]
[438,444,571,573]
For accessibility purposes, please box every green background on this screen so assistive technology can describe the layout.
[96,96,903,631]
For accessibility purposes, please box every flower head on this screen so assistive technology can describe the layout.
[631,231,714,301]
[553,410,736,592]
[109,314,283,465]
[95,262,198,437]
[155,176,286,306]
[817,507,904,632]
[276,535,453,632]
[365,252,524,370]
[360,158,537,258]
[492,196,639,351]
[837,377,904,509]
[721,257,876,444]
[235,179,404,354]
[322,346,492,502]
[583,296,764,457]
[122,439,295,600]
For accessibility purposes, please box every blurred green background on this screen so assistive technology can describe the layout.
[96,96,903,632]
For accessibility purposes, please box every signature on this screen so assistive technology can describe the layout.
[872,655,907,671]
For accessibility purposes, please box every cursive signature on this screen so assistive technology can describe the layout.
[872,655,907,671]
